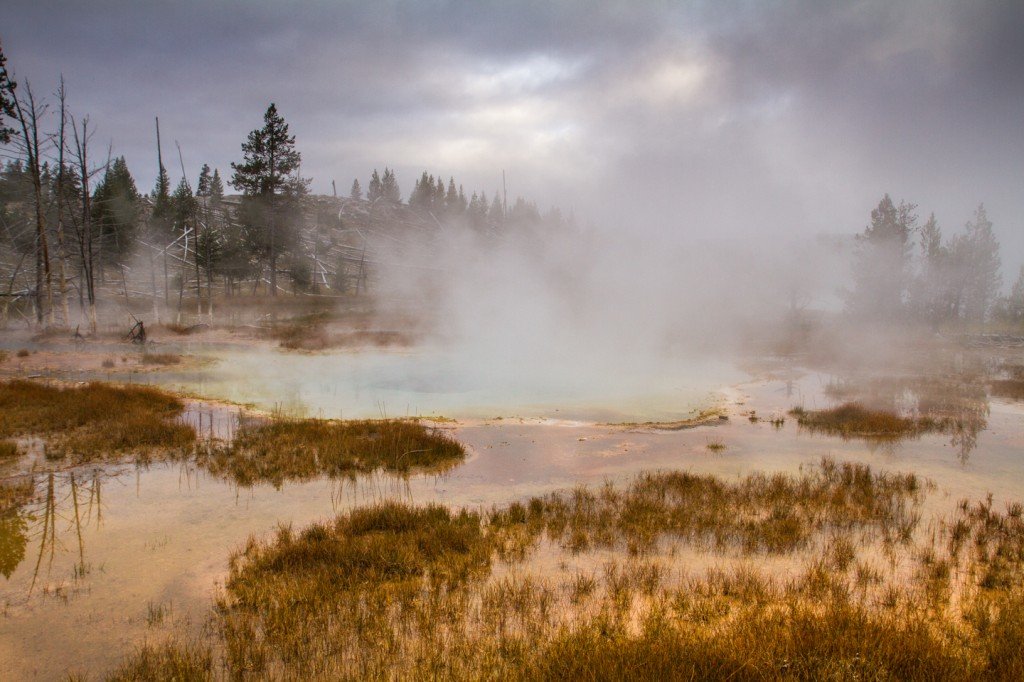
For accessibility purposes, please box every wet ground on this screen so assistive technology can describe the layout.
[1,356,1023,678]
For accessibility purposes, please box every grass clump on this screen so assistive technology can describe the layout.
[15,348,30,358]
[140,353,182,366]
[990,379,1024,401]
[217,502,497,678]
[513,458,922,555]
[790,402,940,441]
[109,460,1024,681]
[0,439,20,460]
[105,639,213,682]
[0,380,195,462]
[196,417,465,487]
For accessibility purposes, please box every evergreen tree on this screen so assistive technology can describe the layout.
[959,204,1002,324]
[230,102,304,295]
[208,168,224,205]
[151,163,173,236]
[845,194,916,321]
[410,171,432,210]
[382,167,400,202]
[91,156,141,266]
[367,169,382,201]
[910,213,952,327]
[0,40,16,144]
[196,164,212,197]
[488,193,504,226]
[350,178,362,200]
[171,177,196,234]
[444,177,460,215]
[1005,267,1024,326]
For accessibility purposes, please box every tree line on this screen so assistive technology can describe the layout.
[846,194,1023,329]
[0,39,570,330]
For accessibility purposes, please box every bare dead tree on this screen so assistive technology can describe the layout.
[9,80,53,325]
[70,114,98,332]
[53,76,70,327]
[177,140,204,318]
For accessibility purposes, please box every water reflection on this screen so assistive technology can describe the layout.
[819,372,990,462]
[0,469,105,596]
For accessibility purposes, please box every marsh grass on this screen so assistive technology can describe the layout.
[140,353,182,366]
[790,402,944,441]
[0,380,195,462]
[106,640,213,682]
[109,456,1024,681]
[0,439,20,460]
[195,417,465,487]
[990,379,1024,401]
[503,458,922,556]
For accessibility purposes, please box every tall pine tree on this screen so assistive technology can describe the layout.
[230,103,304,295]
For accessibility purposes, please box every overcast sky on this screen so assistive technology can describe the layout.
[3,1,1022,272]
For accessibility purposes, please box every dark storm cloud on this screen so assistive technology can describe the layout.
[2,1,1022,270]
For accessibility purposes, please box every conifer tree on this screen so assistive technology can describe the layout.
[196,163,212,197]
[208,168,224,205]
[92,156,141,266]
[367,169,382,201]
[350,178,362,200]
[0,40,16,144]
[230,103,304,295]
[959,204,1002,324]
[845,194,915,321]
[445,177,459,215]
[382,167,400,202]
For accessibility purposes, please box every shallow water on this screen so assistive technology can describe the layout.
[1,369,1023,678]
[107,342,740,421]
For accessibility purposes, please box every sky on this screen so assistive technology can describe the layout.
[2,0,1022,274]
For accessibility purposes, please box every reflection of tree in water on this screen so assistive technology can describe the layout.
[0,509,28,579]
[823,373,990,463]
[0,470,104,593]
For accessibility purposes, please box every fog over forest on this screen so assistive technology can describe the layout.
[3,0,1022,270]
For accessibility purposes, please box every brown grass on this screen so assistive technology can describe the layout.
[0,380,195,462]
[140,353,182,366]
[790,402,941,441]
[0,439,20,460]
[496,457,922,555]
[991,379,1024,401]
[196,417,465,487]
[108,457,1024,681]
[105,640,213,682]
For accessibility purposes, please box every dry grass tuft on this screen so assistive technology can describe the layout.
[108,455,1024,681]
[140,353,182,366]
[0,380,195,462]
[105,640,213,682]
[503,457,922,555]
[790,402,941,441]
[990,379,1024,401]
[196,417,465,487]
[0,439,20,460]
